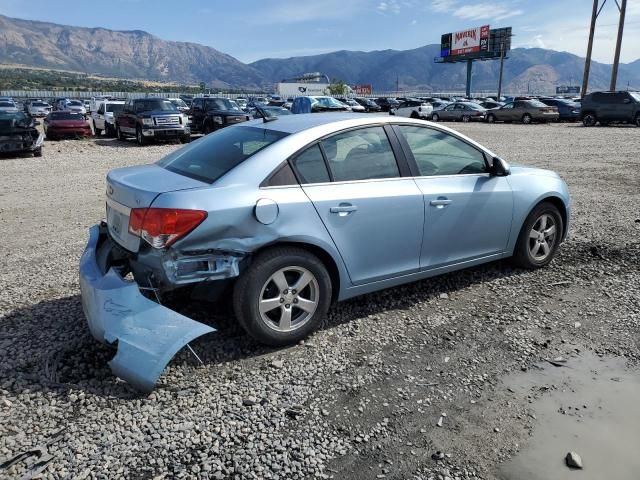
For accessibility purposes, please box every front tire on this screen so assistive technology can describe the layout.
[136,126,147,146]
[582,113,597,127]
[512,202,563,269]
[462,115,471,122]
[233,247,332,346]
[180,135,191,144]
[634,114,640,127]
[431,113,439,122]
[94,122,102,136]
[522,113,532,124]
[33,147,43,157]
[487,113,496,123]
[116,125,125,141]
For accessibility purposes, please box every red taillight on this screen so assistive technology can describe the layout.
[128,208,207,249]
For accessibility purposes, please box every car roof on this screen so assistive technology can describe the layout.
[243,112,481,135]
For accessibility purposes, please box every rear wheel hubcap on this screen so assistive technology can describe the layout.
[258,267,319,333]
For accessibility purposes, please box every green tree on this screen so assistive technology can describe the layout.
[327,79,348,96]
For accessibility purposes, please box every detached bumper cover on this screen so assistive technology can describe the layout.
[79,225,215,392]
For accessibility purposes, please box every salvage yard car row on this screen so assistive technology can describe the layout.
[1,89,639,157]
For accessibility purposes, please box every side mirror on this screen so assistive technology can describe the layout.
[490,156,511,176]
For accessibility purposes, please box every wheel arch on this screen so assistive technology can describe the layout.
[520,195,568,243]
[250,241,343,304]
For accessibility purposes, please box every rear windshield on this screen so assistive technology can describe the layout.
[157,126,289,183]
[630,92,640,102]
[527,100,548,108]
[50,112,84,120]
[106,104,124,113]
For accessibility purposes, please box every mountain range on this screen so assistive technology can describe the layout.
[1,14,639,93]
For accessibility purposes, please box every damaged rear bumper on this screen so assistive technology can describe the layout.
[79,224,215,392]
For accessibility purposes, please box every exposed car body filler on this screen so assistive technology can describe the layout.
[79,225,215,392]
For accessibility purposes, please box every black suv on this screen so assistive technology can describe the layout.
[187,97,250,134]
[114,98,190,145]
[581,91,640,127]
[375,97,400,112]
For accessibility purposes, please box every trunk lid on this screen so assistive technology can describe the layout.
[105,164,208,252]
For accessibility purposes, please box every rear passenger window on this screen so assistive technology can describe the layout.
[321,127,399,182]
[293,144,330,184]
[396,125,487,176]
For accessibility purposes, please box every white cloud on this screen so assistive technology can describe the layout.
[430,0,523,22]
[377,0,402,15]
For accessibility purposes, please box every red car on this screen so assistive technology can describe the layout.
[44,112,92,140]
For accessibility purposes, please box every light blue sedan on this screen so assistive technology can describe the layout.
[80,113,570,391]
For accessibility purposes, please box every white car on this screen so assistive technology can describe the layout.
[0,101,19,113]
[339,98,366,113]
[391,99,433,120]
[167,98,189,112]
[63,100,87,116]
[27,101,52,117]
[92,100,125,137]
[90,96,113,114]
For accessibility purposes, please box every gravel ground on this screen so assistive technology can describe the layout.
[1,122,639,479]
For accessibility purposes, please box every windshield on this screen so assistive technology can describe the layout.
[158,126,289,183]
[137,99,177,111]
[106,104,124,113]
[170,99,188,108]
[208,98,240,111]
[50,112,85,120]
[629,92,640,102]
[68,101,83,106]
[32,102,48,107]
[0,102,15,107]
[0,111,29,122]
[314,97,345,108]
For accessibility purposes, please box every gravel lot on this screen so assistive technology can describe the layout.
[1,122,639,479]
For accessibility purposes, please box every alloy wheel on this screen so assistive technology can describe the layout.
[522,114,532,124]
[462,115,470,122]
[258,266,319,333]
[528,214,557,262]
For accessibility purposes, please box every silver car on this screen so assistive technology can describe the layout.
[80,113,570,391]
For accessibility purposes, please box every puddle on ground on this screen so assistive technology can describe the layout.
[499,351,640,480]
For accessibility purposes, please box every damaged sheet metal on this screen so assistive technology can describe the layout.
[79,225,214,392]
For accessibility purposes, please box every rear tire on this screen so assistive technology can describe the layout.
[203,122,214,135]
[116,125,125,141]
[512,202,563,269]
[522,113,532,124]
[410,111,419,119]
[487,113,496,123]
[233,247,332,346]
[634,114,640,127]
[33,147,42,157]
[431,113,439,122]
[180,135,191,144]
[462,115,471,122]
[582,113,597,127]
[105,124,113,137]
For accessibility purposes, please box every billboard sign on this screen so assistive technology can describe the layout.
[450,25,490,56]
[353,84,373,95]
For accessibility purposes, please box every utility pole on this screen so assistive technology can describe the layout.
[497,40,505,100]
[610,0,627,91]
[581,0,600,98]
[465,59,473,98]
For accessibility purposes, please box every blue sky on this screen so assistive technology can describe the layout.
[1,0,639,63]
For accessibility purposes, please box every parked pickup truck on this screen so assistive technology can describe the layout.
[114,98,191,145]
[187,97,250,134]
[92,100,124,137]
